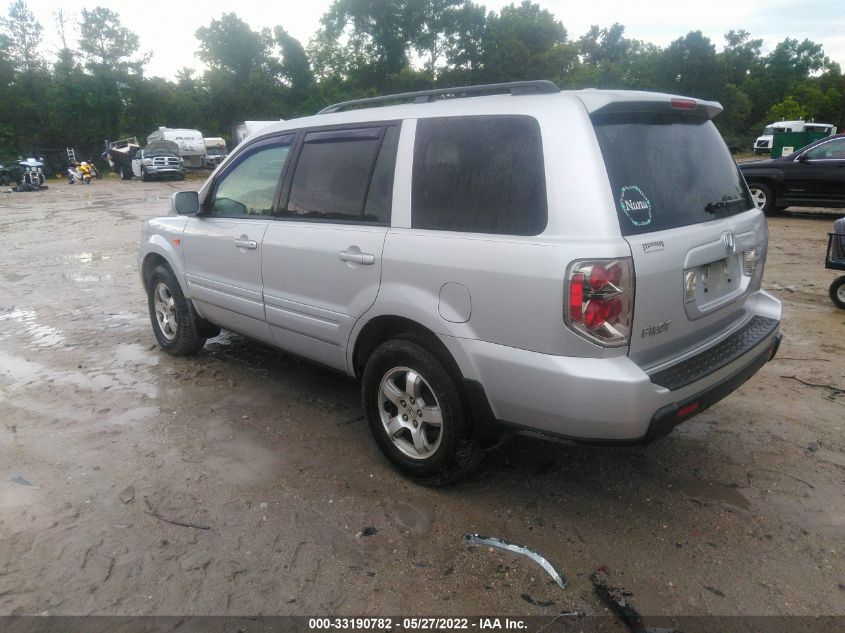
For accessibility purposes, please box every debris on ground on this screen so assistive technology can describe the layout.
[463,534,567,589]
[520,592,556,607]
[119,485,135,504]
[780,375,845,398]
[142,496,210,530]
[590,567,644,633]
[356,526,378,538]
[704,585,725,597]
[11,475,39,488]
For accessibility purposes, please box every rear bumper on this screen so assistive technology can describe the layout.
[441,311,781,444]
[644,330,781,442]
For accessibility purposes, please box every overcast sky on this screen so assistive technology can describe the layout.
[21,0,845,80]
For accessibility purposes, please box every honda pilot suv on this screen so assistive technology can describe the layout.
[139,81,782,484]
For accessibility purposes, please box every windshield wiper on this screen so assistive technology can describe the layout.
[705,196,747,214]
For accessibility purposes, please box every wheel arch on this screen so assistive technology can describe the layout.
[351,315,449,380]
[140,236,187,295]
[352,314,501,449]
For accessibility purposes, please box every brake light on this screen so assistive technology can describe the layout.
[670,98,697,110]
[565,258,634,347]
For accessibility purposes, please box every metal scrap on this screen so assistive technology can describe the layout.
[463,533,567,589]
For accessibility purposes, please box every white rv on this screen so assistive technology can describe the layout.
[147,127,206,168]
[231,120,284,146]
[202,137,228,168]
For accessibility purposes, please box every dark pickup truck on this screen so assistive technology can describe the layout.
[740,133,845,214]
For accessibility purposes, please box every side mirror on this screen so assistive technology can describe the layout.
[797,153,809,163]
[173,190,200,215]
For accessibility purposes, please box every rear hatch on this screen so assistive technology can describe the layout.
[589,101,768,369]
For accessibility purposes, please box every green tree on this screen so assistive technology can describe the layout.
[765,96,806,122]
[195,14,287,133]
[316,0,417,82]
[443,1,486,74]
[656,31,722,99]
[574,23,658,88]
[408,0,463,75]
[274,26,313,91]
[721,30,762,86]
[0,0,42,75]
[78,7,148,74]
[480,1,574,82]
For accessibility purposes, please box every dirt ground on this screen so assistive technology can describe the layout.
[0,176,843,623]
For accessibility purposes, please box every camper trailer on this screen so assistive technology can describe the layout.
[147,127,206,168]
[202,137,228,168]
[231,120,284,146]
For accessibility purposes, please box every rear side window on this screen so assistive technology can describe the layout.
[412,116,547,235]
[593,113,752,236]
[285,126,395,223]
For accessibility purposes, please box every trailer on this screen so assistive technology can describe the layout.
[104,137,141,180]
[231,120,284,146]
[202,137,228,169]
[146,127,205,169]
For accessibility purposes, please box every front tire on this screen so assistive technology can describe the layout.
[146,264,206,355]
[830,276,845,310]
[748,183,775,215]
[362,336,483,485]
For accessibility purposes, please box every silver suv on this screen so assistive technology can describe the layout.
[139,81,782,485]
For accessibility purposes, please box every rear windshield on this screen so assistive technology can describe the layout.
[593,113,752,236]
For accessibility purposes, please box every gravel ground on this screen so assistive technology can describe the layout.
[0,177,843,622]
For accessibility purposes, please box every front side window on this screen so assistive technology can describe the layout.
[210,138,292,217]
[285,126,395,223]
[804,138,845,160]
[411,116,547,236]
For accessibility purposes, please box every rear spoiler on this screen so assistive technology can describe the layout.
[575,90,722,120]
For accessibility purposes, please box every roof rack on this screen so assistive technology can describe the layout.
[317,80,559,115]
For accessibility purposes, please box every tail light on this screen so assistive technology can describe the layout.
[565,258,634,347]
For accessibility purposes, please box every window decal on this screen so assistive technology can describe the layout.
[619,185,652,227]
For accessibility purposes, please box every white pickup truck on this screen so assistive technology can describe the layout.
[132,140,184,181]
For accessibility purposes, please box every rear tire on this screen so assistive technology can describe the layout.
[748,183,775,215]
[830,276,845,310]
[146,264,206,355]
[362,335,483,486]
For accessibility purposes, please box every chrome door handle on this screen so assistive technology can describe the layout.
[234,238,257,249]
[338,251,375,265]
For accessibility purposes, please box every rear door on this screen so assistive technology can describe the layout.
[592,110,766,369]
[260,124,400,371]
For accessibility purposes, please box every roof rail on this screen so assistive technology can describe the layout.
[317,80,559,115]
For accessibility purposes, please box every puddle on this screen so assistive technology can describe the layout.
[0,350,157,400]
[0,308,65,348]
[679,480,751,512]
[0,350,45,383]
[108,405,160,425]
[393,500,434,536]
[203,436,281,486]
[62,273,112,283]
[113,343,158,366]
[1,272,28,282]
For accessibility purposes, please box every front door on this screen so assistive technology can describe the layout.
[785,136,845,204]
[182,136,294,343]
[261,124,400,371]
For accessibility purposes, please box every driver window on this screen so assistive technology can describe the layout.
[806,138,845,160]
[210,140,292,217]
